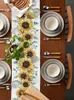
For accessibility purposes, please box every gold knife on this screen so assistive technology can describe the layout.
[44,37,61,40]
[43,56,61,59]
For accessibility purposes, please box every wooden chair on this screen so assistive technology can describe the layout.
[65,53,72,89]
[65,6,73,42]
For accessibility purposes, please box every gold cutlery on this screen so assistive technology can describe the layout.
[3,83,11,86]
[43,56,61,59]
[52,10,60,12]
[49,83,61,86]
[6,86,10,91]
[45,83,61,86]
[0,41,6,44]
[44,52,61,56]
[0,9,11,12]
[49,7,61,9]
[0,86,10,90]
[0,87,5,89]
[42,9,60,13]
[0,37,10,40]
[43,6,61,10]
[0,58,5,61]
[0,40,10,44]
[44,37,61,40]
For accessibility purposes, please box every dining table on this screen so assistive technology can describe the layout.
[0,0,11,100]
[0,0,73,100]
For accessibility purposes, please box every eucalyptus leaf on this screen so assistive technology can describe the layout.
[10,37,15,43]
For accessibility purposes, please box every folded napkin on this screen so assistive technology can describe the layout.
[3,0,29,17]
[18,86,50,100]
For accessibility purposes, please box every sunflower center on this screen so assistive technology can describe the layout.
[25,34,31,40]
[19,90,24,96]
[21,74,27,79]
[27,51,33,57]
[23,82,29,87]
[22,22,29,29]
[23,61,30,68]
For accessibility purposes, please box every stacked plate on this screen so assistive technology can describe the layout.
[40,11,64,37]
[0,13,10,37]
[0,61,11,84]
[41,59,65,83]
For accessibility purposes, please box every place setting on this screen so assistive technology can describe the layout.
[41,59,65,84]
[40,11,64,37]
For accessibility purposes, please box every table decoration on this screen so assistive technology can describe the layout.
[8,0,40,100]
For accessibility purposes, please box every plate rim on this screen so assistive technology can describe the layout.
[0,61,11,84]
[0,13,10,37]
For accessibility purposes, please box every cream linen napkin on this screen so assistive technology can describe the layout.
[18,86,50,100]
[3,0,29,17]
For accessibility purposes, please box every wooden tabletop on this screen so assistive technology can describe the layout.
[0,0,11,100]
[40,0,66,100]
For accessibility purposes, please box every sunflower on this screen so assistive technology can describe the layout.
[22,33,33,41]
[28,75,33,81]
[25,11,35,19]
[22,80,30,90]
[18,58,34,72]
[24,48,35,58]
[16,88,25,97]
[18,18,33,33]
[18,72,28,80]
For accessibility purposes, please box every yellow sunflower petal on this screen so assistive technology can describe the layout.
[22,80,30,90]
[16,88,25,97]
[25,11,35,19]
[24,47,35,58]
